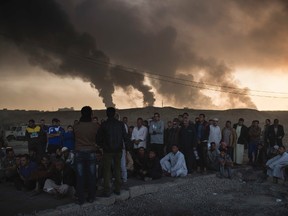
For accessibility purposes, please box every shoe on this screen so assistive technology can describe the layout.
[164,172,171,177]
[87,198,95,203]
[203,167,207,173]
[56,193,65,200]
[144,177,152,182]
[216,173,223,179]
[113,190,120,196]
[30,190,42,197]
[98,192,111,197]
[75,200,84,205]
[15,186,22,191]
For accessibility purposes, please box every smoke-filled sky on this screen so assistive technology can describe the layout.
[1,0,288,111]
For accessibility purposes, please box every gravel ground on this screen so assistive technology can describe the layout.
[88,174,288,216]
[4,141,288,216]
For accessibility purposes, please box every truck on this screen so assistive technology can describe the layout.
[4,125,27,141]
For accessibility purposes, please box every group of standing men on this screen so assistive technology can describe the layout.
[124,112,286,175]
[155,114,285,174]
[23,106,127,204]
[21,108,286,204]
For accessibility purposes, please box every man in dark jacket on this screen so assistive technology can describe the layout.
[97,107,128,196]
[233,118,249,165]
[195,114,210,172]
[143,150,162,181]
[179,118,197,174]
[165,118,181,153]
[268,119,285,148]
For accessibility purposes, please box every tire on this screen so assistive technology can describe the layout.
[6,135,16,142]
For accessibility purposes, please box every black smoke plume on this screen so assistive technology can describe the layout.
[0,0,154,107]
[61,0,257,109]
[0,0,261,109]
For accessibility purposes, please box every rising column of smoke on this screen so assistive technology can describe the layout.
[110,66,155,106]
[0,0,155,108]
[69,0,257,109]
[194,57,257,109]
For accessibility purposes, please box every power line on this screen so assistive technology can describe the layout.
[1,32,288,98]
[72,54,288,99]
[75,53,288,96]
[82,55,288,95]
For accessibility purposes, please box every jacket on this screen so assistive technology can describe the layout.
[97,117,128,153]
[267,124,285,146]
[179,123,197,152]
[195,121,210,142]
[74,122,99,152]
[233,123,248,145]
[50,164,76,187]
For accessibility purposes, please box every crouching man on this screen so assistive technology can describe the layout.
[218,150,233,179]
[160,144,187,177]
[43,159,76,198]
[266,146,288,183]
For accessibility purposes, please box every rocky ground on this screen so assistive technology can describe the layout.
[89,174,288,216]
[2,141,288,216]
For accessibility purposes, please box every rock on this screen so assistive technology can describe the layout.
[129,185,146,198]
[35,209,61,216]
[81,202,96,212]
[57,203,80,215]
[95,197,116,206]
[144,184,159,194]
[114,190,130,201]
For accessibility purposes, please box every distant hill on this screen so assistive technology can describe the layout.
[1,107,288,130]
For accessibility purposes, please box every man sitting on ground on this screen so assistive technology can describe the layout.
[0,147,18,182]
[14,154,38,191]
[57,147,74,168]
[43,159,76,198]
[133,147,148,179]
[207,142,220,171]
[218,150,233,179]
[266,146,288,183]
[160,144,188,177]
[143,150,162,181]
[32,155,53,192]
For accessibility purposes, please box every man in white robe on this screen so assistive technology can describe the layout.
[233,118,249,165]
[160,144,187,177]
[131,118,148,150]
[208,118,222,149]
[266,146,288,182]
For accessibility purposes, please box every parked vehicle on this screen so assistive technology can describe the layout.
[4,125,27,141]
